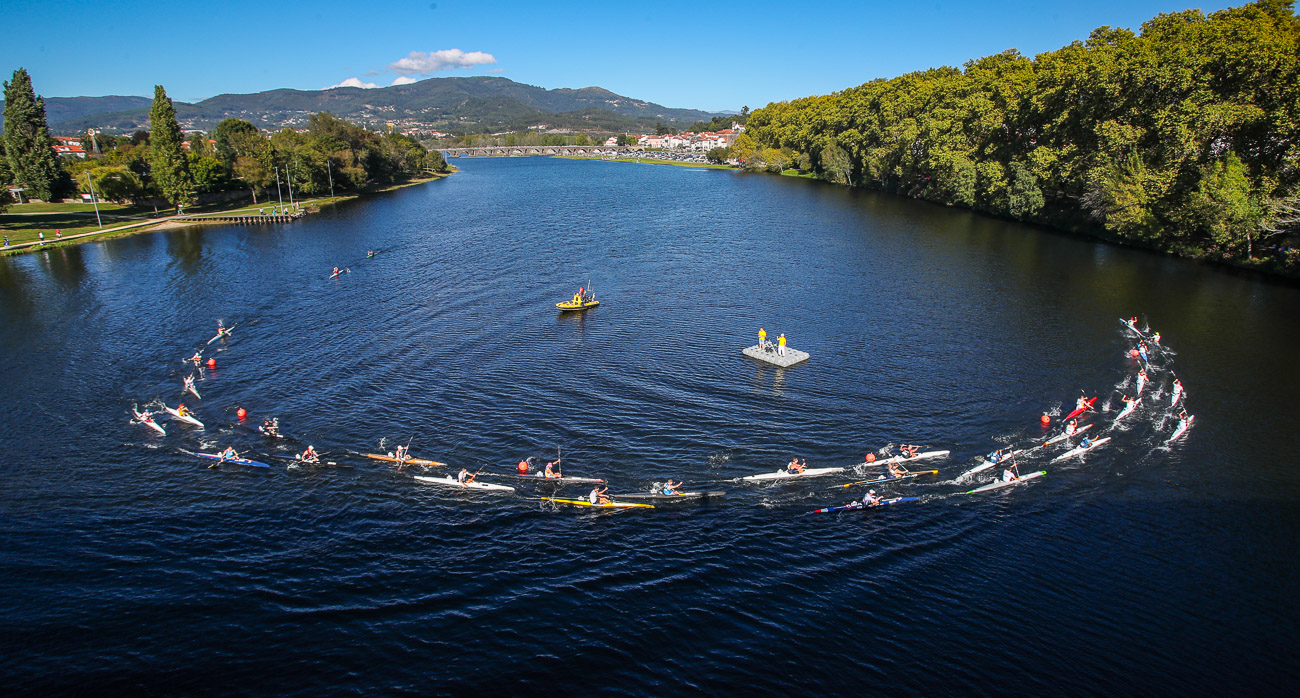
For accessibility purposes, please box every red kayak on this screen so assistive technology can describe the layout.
[1063,397,1097,422]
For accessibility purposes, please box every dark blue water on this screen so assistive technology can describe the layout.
[2,157,1299,694]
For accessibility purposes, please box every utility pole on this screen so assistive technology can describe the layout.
[86,173,102,229]
[286,160,295,208]
[275,166,284,214]
[326,159,334,197]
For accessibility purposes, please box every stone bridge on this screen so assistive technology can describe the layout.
[439,145,627,158]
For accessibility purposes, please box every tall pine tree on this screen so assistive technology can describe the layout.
[3,68,61,202]
[148,85,193,209]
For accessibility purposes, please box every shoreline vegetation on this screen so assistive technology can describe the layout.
[724,0,1300,279]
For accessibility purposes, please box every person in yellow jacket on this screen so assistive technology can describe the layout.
[778,333,787,356]
[758,327,767,350]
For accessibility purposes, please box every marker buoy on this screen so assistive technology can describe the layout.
[1040,414,1052,425]
[236,407,247,419]
[864,453,876,463]
[517,460,529,474]
[1130,349,1140,357]
[207,358,217,368]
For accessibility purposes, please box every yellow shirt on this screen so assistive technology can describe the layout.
[778,335,786,346]
[758,329,767,340]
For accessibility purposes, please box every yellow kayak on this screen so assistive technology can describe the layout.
[543,496,653,509]
[556,299,600,311]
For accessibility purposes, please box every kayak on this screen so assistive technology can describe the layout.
[967,471,1046,494]
[812,496,918,514]
[556,299,599,311]
[205,326,234,345]
[617,491,727,501]
[164,405,204,428]
[1063,397,1097,422]
[543,496,653,509]
[741,466,846,481]
[185,383,202,400]
[1115,398,1140,422]
[365,453,447,467]
[857,449,952,468]
[1051,436,1112,462]
[1167,415,1195,442]
[1136,374,1147,395]
[1040,423,1094,448]
[1170,386,1185,406]
[486,472,606,485]
[132,409,166,435]
[329,268,349,279]
[958,448,1026,478]
[191,451,270,468]
[1119,318,1146,336]
[413,475,515,492]
[839,469,939,488]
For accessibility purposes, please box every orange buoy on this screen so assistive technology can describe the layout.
[236,407,247,419]
[1040,414,1052,425]
[207,358,217,368]
[517,460,529,474]
[1130,349,1140,357]
[864,453,877,463]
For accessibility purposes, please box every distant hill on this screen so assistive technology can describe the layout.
[0,77,722,135]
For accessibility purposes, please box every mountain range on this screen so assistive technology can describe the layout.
[0,77,724,135]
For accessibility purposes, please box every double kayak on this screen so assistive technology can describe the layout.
[365,453,447,467]
[812,496,919,514]
[741,465,847,481]
[190,451,271,468]
[543,496,653,509]
[1051,436,1112,462]
[486,472,607,485]
[838,469,938,489]
[164,405,204,428]
[617,491,727,501]
[131,409,166,435]
[1063,397,1098,422]
[413,475,514,492]
[967,471,1046,494]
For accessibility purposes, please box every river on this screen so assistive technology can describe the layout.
[2,156,1298,694]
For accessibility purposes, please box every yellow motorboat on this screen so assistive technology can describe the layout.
[556,298,600,311]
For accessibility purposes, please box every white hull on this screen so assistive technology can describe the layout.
[969,470,1045,493]
[164,405,204,428]
[414,475,515,492]
[1051,436,1112,462]
[741,466,846,481]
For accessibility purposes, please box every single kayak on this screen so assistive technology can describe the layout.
[1115,398,1140,422]
[1119,318,1147,336]
[958,449,1026,479]
[858,449,951,468]
[1063,397,1098,422]
[413,475,515,492]
[365,453,447,467]
[185,384,202,400]
[486,472,606,485]
[190,452,271,468]
[543,496,653,509]
[164,405,204,428]
[1051,436,1113,462]
[967,471,1046,494]
[1167,415,1195,442]
[131,409,166,435]
[812,496,918,514]
[205,326,234,345]
[1039,423,1094,448]
[617,491,727,501]
[839,469,938,489]
[741,466,846,481]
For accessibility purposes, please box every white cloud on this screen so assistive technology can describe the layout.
[391,76,419,86]
[389,49,496,75]
[328,77,380,89]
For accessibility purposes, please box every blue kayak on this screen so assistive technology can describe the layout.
[812,496,918,514]
[192,452,270,468]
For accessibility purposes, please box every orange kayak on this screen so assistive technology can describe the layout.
[365,453,447,467]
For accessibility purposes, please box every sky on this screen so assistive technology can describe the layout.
[1,0,1258,112]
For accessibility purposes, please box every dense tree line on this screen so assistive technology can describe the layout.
[2,70,450,211]
[741,0,1300,271]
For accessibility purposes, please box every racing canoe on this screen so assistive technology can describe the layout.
[839,469,939,488]
[1063,397,1097,422]
[812,496,918,514]
[365,453,447,467]
[616,491,727,501]
[967,471,1046,494]
[164,405,204,428]
[413,475,515,492]
[543,496,654,509]
[1051,436,1112,462]
[190,451,270,468]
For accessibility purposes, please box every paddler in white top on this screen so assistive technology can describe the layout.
[589,485,611,505]
[184,374,196,392]
[1171,377,1184,405]
[1136,368,1148,394]
[457,468,476,486]
[887,461,909,479]
[1001,464,1020,482]
[299,445,319,463]
[139,409,155,423]
[392,444,408,466]
[1065,419,1078,436]
[861,489,882,507]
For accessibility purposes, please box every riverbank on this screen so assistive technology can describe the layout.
[553,155,732,170]
[0,172,451,256]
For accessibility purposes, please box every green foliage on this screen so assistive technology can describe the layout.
[706,146,731,164]
[148,85,194,208]
[744,0,1300,266]
[3,68,62,201]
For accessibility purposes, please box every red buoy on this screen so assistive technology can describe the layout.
[1130,349,1140,357]
[517,460,529,474]
[207,358,217,368]
[864,453,876,463]
[236,407,247,419]
[1040,414,1052,425]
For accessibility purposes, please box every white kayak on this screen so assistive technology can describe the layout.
[858,449,951,468]
[1039,423,1093,448]
[958,450,1024,479]
[1167,415,1195,442]
[132,409,166,435]
[967,470,1046,494]
[164,405,204,428]
[1170,386,1185,406]
[1115,398,1140,422]
[740,466,847,481]
[185,383,202,400]
[413,475,515,492]
[1051,436,1112,462]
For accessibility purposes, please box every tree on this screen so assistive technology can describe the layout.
[0,142,11,212]
[148,85,194,209]
[3,68,62,201]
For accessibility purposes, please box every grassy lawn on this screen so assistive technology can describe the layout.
[0,212,148,244]
[7,201,152,215]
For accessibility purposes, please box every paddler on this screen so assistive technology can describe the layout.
[900,444,921,459]
[184,375,196,392]
[861,489,882,507]
[1065,419,1079,436]
[985,448,1006,464]
[573,286,584,305]
[188,351,202,365]
[332,266,340,277]
[1119,394,1137,414]
[177,403,191,418]
[589,485,612,506]
[1001,464,1020,482]
[219,446,239,461]
[661,479,683,496]
[367,250,375,258]
[262,418,279,437]
[777,333,787,356]
[786,457,806,474]
[1171,377,1184,404]
[1151,331,1161,344]
[1138,342,1150,362]
[887,461,909,479]
[300,445,319,463]
[1136,368,1148,394]
[758,327,767,350]
[393,444,409,467]
[138,409,155,423]
[457,468,477,486]
[1079,436,1093,449]
[543,460,560,478]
